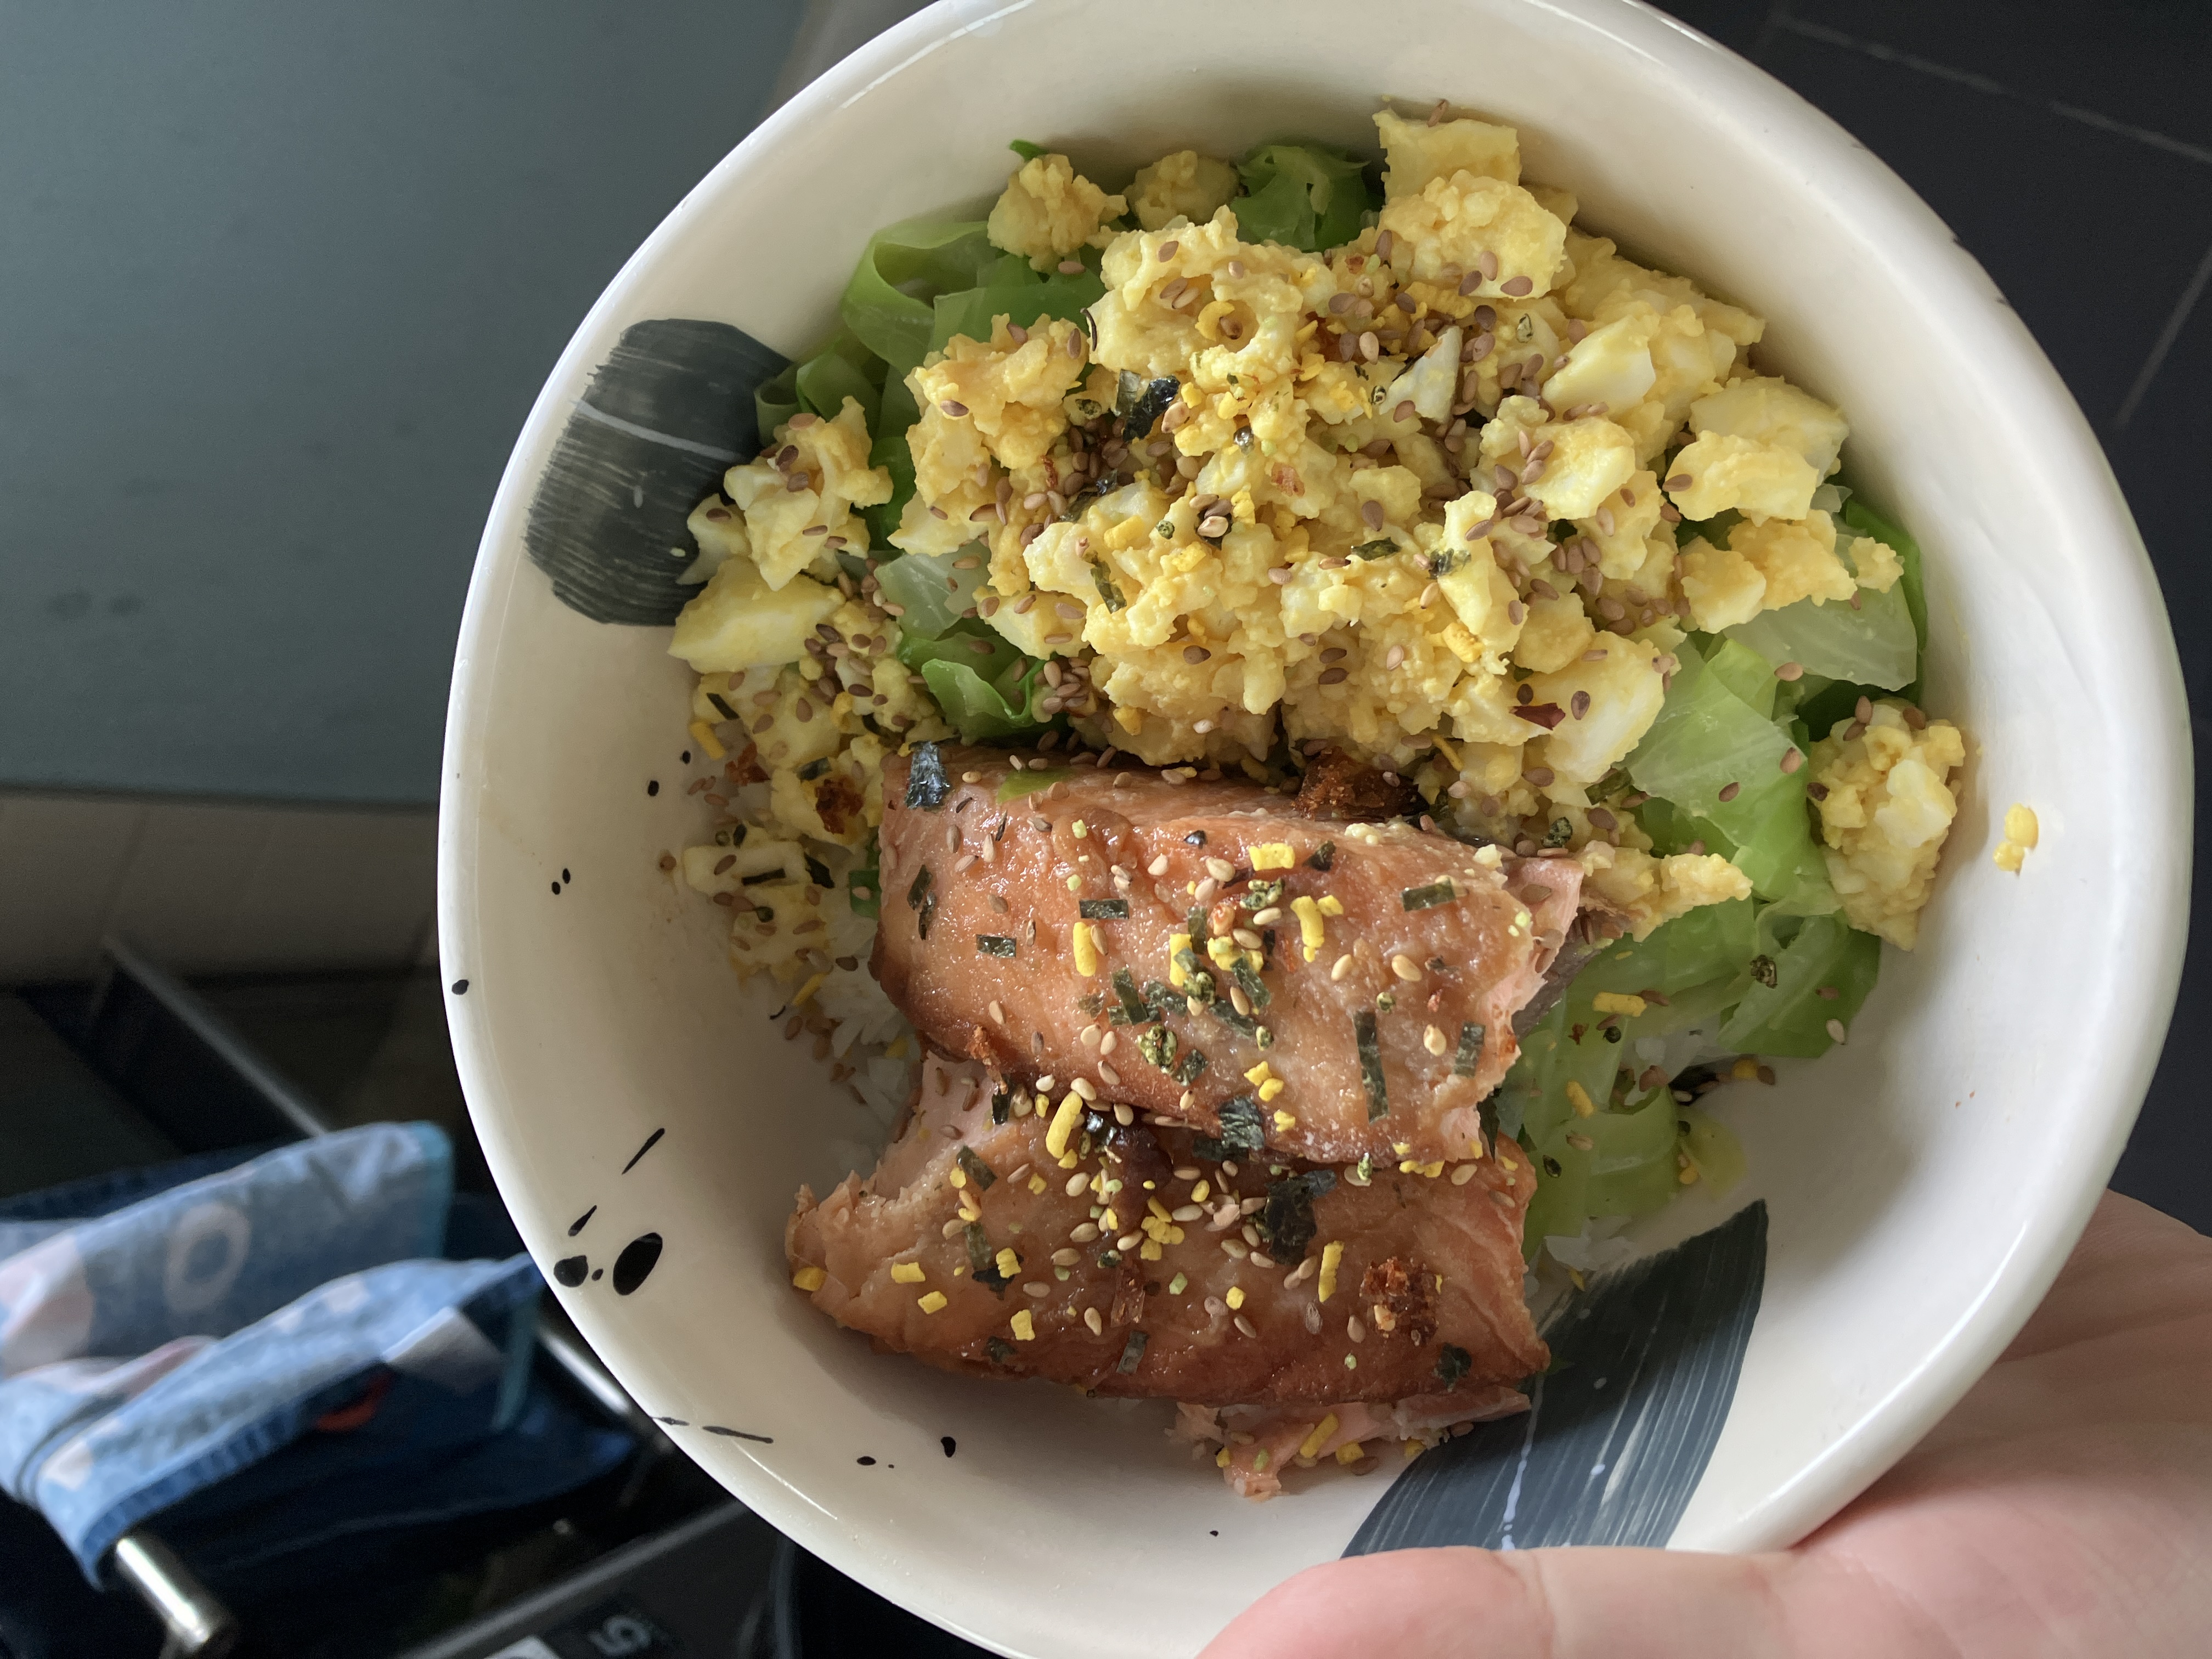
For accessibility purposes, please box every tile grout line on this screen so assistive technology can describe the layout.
[2112,235,2212,432]
[1776,15,2212,170]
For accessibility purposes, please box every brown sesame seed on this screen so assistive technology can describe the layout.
[1500,274,1533,296]
[1476,251,1499,280]
[1570,690,1591,719]
[1318,666,1349,685]
[1717,781,1741,802]
[1183,645,1211,664]
[1780,748,1804,774]
[1775,661,1804,681]
[1855,695,1874,724]
[1058,259,1084,274]
[1666,472,1691,490]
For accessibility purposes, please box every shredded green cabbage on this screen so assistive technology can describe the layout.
[1725,544,1916,690]
[839,218,1001,376]
[896,622,1048,742]
[1718,912,1880,1057]
[874,546,988,640]
[929,253,1104,356]
[1231,143,1374,253]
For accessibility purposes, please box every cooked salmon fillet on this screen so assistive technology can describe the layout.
[1173,1393,1529,1500]
[872,743,1588,1166]
[786,1054,1547,1408]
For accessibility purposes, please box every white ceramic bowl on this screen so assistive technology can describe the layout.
[439,2,2191,1652]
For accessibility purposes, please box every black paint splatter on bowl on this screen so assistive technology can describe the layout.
[525,318,787,625]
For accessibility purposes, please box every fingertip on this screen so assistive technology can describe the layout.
[1200,1548,1538,1658]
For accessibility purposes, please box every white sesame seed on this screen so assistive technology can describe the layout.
[1331,954,1355,982]
[1827,1019,1848,1044]
[1084,1307,1104,1335]
[1390,954,1423,981]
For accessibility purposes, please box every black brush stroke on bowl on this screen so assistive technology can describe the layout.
[1346,1199,1767,1554]
[524,318,788,625]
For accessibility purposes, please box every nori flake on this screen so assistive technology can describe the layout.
[956,1146,997,1190]
[1080,898,1131,919]
[906,866,936,940]
[1262,1170,1337,1260]
[966,1223,1011,1292]
[905,742,951,809]
[1172,1049,1209,1085]
[1453,1022,1487,1079]
[1435,1344,1472,1389]
[990,1086,1012,1125]
[977,934,1017,957]
[1111,967,1150,1024]
[1116,1330,1149,1374]
[1230,956,1271,1011]
[1350,538,1398,560]
[1141,979,1185,1022]
[1401,878,1456,911]
[1078,989,1107,1017]
[1750,953,1779,989]
[1214,1003,1262,1041]
[1120,375,1181,443]
[1090,555,1128,612]
[1192,1096,1265,1161]
[1356,1010,1387,1119]
[1306,840,1336,871]
[798,758,830,782]
[986,1337,1017,1365]
[1542,816,1575,848]
[706,691,737,720]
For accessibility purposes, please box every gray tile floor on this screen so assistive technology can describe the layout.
[1662,0,2210,1230]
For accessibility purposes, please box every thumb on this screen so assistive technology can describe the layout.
[1198,1544,1911,1659]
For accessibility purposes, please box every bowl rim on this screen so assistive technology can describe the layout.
[441,0,2193,1632]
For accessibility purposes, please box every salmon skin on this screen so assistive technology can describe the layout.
[788,1055,1547,1408]
[872,743,1587,1166]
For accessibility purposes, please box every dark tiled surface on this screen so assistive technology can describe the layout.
[1805,0,2212,159]
[1758,29,2212,423]
[1660,0,2210,1231]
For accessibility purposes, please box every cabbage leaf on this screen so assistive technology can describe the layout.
[1231,142,1374,252]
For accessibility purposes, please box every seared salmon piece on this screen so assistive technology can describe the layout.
[872,743,1589,1166]
[1172,1392,1528,1500]
[787,1056,1547,1408]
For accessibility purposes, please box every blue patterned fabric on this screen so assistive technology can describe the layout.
[0,1125,630,1581]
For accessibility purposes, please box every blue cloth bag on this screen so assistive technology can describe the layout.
[0,1124,630,1581]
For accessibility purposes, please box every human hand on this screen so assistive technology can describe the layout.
[1201,1192,2212,1658]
